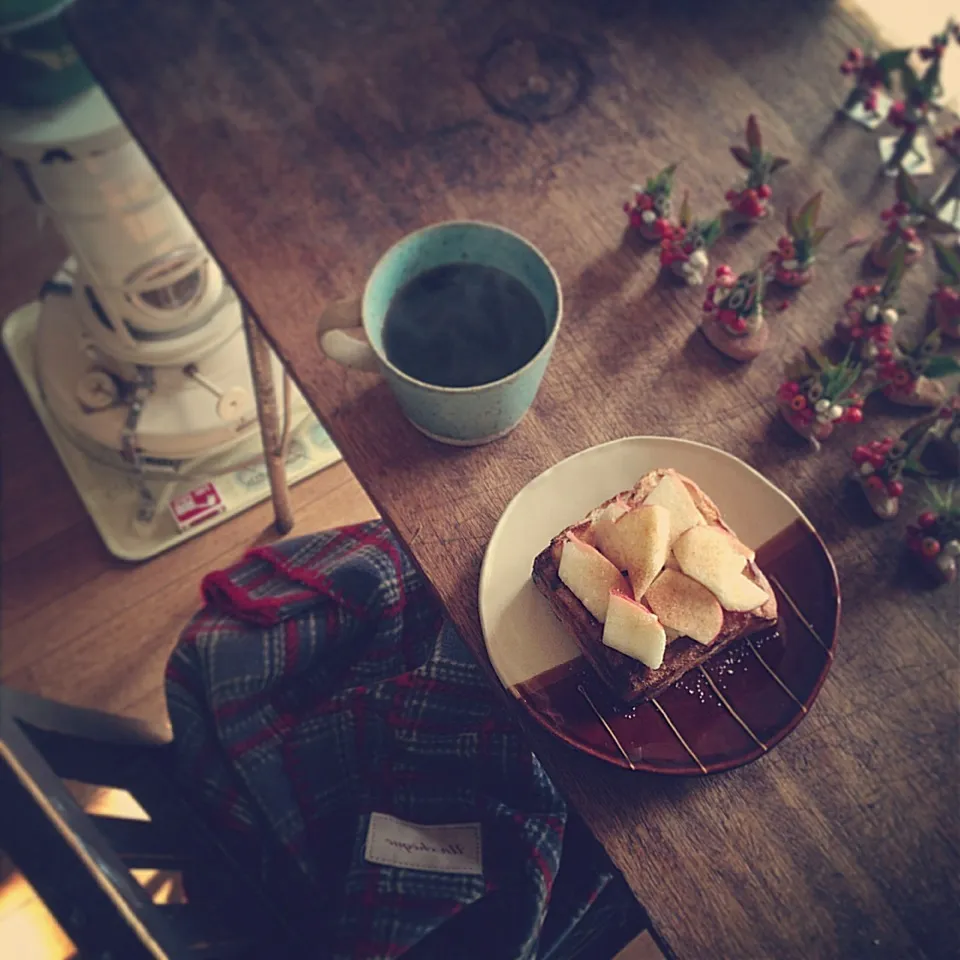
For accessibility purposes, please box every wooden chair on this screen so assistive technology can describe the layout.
[0,684,653,959]
[0,685,304,959]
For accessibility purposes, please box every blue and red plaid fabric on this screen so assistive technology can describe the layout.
[165,522,613,959]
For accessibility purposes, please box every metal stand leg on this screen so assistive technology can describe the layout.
[241,306,294,534]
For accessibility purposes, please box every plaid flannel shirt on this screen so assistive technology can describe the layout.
[165,522,613,959]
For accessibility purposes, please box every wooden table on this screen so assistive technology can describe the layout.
[68,1,959,957]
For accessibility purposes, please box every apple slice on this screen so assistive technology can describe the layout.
[716,527,756,562]
[624,505,671,598]
[645,569,724,645]
[616,504,671,599]
[558,535,629,623]
[643,474,705,545]
[673,527,769,612]
[673,525,747,594]
[596,503,671,593]
[602,592,667,670]
[709,574,770,612]
[592,496,631,567]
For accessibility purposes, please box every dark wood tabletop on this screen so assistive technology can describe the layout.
[67,1,959,957]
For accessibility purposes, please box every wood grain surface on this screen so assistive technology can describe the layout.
[67,1,959,957]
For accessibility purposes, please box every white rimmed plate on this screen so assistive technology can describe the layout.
[479,437,840,774]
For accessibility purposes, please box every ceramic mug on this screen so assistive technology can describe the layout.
[317,220,562,446]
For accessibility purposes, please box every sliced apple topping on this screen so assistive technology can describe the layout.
[716,527,756,562]
[558,535,629,623]
[708,575,770,613]
[645,569,724,645]
[642,473,705,545]
[673,525,769,612]
[597,502,670,593]
[673,526,746,585]
[592,497,631,568]
[623,505,671,598]
[602,592,667,670]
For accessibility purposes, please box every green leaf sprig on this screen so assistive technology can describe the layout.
[786,347,862,404]
[895,329,960,380]
[785,192,831,264]
[643,163,678,197]
[677,192,723,249]
[730,115,789,189]
[880,245,907,303]
[894,169,954,234]
[932,239,960,287]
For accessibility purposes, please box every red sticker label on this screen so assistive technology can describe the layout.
[170,482,226,530]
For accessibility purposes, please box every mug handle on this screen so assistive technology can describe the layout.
[317,299,380,373]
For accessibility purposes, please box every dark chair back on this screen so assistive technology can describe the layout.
[0,685,302,959]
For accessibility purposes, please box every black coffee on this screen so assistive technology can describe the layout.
[382,263,548,388]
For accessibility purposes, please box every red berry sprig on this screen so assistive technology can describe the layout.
[934,285,960,312]
[905,480,960,583]
[842,283,894,354]
[623,192,676,240]
[918,20,954,62]
[860,470,902,495]
[843,403,865,425]
[839,46,866,75]
[776,381,815,426]
[844,283,883,315]
[879,202,909,222]
[906,512,944,558]
[918,39,948,62]
[702,265,744,329]
[726,116,787,220]
[851,437,904,497]
[776,384,863,425]
[623,191,650,227]
[888,100,918,132]
[879,201,919,249]
[725,186,771,220]
[838,47,884,111]
[658,224,687,266]
[877,361,916,395]
[623,164,679,239]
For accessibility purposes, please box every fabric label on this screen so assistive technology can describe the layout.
[365,812,483,876]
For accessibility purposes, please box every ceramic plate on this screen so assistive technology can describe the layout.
[479,437,840,775]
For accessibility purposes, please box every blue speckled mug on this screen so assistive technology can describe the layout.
[317,221,562,446]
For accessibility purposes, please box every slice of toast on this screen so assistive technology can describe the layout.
[531,468,778,704]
